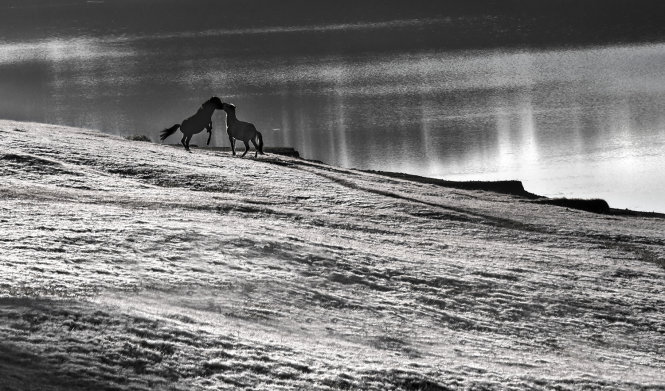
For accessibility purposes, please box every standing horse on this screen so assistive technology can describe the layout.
[220,102,264,157]
[160,97,224,151]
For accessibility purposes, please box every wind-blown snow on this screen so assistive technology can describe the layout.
[1,120,664,390]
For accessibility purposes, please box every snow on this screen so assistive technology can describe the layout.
[1,120,664,390]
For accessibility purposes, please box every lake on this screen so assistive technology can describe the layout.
[1,31,664,212]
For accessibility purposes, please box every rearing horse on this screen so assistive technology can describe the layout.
[160,96,224,151]
[220,102,264,158]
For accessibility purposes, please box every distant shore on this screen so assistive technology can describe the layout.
[362,169,665,219]
[169,143,664,218]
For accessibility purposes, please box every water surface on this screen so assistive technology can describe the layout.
[1,32,664,212]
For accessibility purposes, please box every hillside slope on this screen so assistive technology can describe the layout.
[1,120,664,390]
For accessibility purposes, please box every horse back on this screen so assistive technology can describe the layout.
[181,112,211,135]
[229,120,257,141]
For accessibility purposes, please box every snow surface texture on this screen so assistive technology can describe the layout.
[1,120,664,390]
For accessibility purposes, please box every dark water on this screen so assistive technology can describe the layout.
[2,27,665,212]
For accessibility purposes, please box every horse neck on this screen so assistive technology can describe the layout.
[225,109,238,123]
[200,104,215,119]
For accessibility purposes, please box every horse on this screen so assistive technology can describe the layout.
[220,102,264,158]
[160,96,224,151]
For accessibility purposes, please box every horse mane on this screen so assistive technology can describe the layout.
[202,96,223,110]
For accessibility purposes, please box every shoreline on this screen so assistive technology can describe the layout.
[362,169,665,219]
[163,143,665,218]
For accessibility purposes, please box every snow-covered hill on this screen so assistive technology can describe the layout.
[1,120,664,390]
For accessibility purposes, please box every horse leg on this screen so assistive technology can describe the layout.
[229,135,236,156]
[241,140,250,157]
[181,134,188,150]
[251,138,259,158]
[185,135,193,152]
[206,121,213,145]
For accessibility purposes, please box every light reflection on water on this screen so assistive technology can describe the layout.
[1,36,664,212]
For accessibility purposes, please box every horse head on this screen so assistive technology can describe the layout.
[206,96,224,110]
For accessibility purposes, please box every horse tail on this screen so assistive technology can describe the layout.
[256,131,264,154]
[160,124,180,141]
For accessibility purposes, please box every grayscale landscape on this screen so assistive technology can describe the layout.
[1,120,664,390]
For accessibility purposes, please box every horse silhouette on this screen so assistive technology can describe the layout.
[220,102,264,158]
[160,97,224,151]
